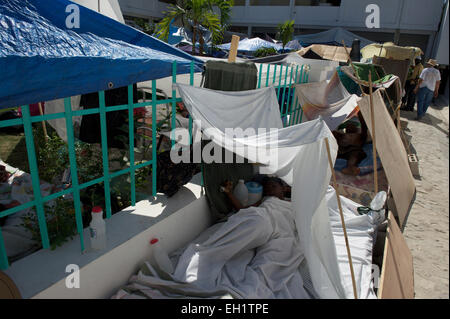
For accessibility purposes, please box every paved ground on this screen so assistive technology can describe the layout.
[400,96,449,299]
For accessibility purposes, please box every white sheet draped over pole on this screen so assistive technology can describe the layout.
[294,76,361,131]
[176,84,353,298]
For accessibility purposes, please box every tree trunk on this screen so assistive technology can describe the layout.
[199,33,205,56]
[192,26,197,55]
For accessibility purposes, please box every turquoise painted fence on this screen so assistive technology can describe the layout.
[0,61,309,270]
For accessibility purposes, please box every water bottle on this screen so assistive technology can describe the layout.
[233,179,249,207]
[150,238,174,274]
[369,191,387,225]
[89,206,106,250]
[245,181,263,206]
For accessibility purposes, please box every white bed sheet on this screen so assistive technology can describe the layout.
[112,189,377,299]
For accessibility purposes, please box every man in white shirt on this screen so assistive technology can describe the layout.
[414,59,441,120]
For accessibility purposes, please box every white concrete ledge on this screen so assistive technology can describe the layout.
[4,178,213,299]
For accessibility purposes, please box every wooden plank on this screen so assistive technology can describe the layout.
[378,212,414,299]
[358,90,416,229]
[228,35,240,63]
[0,271,21,299]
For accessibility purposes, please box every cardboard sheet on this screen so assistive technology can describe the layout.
[358,90,416,229]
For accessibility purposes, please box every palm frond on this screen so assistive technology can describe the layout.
[154,4,186,41]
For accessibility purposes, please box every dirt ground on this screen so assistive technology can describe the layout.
[400,96,449,299]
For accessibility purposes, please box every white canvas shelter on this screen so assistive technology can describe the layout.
[167,84,378,299]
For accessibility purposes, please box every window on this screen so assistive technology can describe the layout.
[159,0,177,4]
[234,0,246,6]
[295,0,341,6]
[250,0,291,6]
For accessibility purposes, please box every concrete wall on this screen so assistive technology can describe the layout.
[118,0,446,56]
[118,0,170,20]
[73,0,125,23]
[229,0,444,31]
[116,0,444,32]
[5,181,213,299]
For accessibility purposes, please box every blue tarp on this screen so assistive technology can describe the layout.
[294,27,373,48]
[217,37,292,53]
[167,25,212,47]
[0,0,204,109]
[285,39,302,51]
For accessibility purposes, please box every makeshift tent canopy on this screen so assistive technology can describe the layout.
[217,37,291,53]
[174,83,377,299]
[372,56,411,89]
[297,45,350,63]
[285,40,303,51]
[0,0,204,110]
[361,42,423,62]
[250,52,338,83]
[295,77,415,229]
[294,27,373,48]
[339,64,403,107]
[293,75,361,131]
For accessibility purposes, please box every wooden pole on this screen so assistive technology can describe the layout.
[228,35,240,63]
[38,102,48,143]
[368,72,378,194]
[324,137,358,299]
[342,40,365,95]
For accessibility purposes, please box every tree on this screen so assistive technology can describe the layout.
[276,20,294,51]
[155,0,233,55]
[253,47,278,58]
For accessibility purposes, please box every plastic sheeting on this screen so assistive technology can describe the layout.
[297,45,350,63]
[340,64,403,106]
[294,75,360,131]
[0,0,203,109]
[294,27,373,48]
[176,84,360,298]
[249,53,338,83]
[217,37,290,53]
[286,40,303,51]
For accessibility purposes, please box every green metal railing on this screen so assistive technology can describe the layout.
[0,60,309,270]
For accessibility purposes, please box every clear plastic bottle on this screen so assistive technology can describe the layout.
[233,179,249,207]
[89,206,106,251]
[150,238,174,274]
[369,191,387,225]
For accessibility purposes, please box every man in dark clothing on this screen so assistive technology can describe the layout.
[401,57,423,111]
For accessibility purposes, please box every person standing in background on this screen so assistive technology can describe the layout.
[402,57,424,111]
[414,59,441,120]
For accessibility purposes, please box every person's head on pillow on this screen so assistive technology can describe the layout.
[262,177,287,200]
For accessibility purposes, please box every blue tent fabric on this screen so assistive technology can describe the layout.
[285,40,302,50]
[0,0,204,109]
[217,37,292,53]
[294,27,373,49]
[168,24,184,45]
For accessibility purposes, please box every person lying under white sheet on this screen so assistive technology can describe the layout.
[221,177,291,210]
[113,177,312,299]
